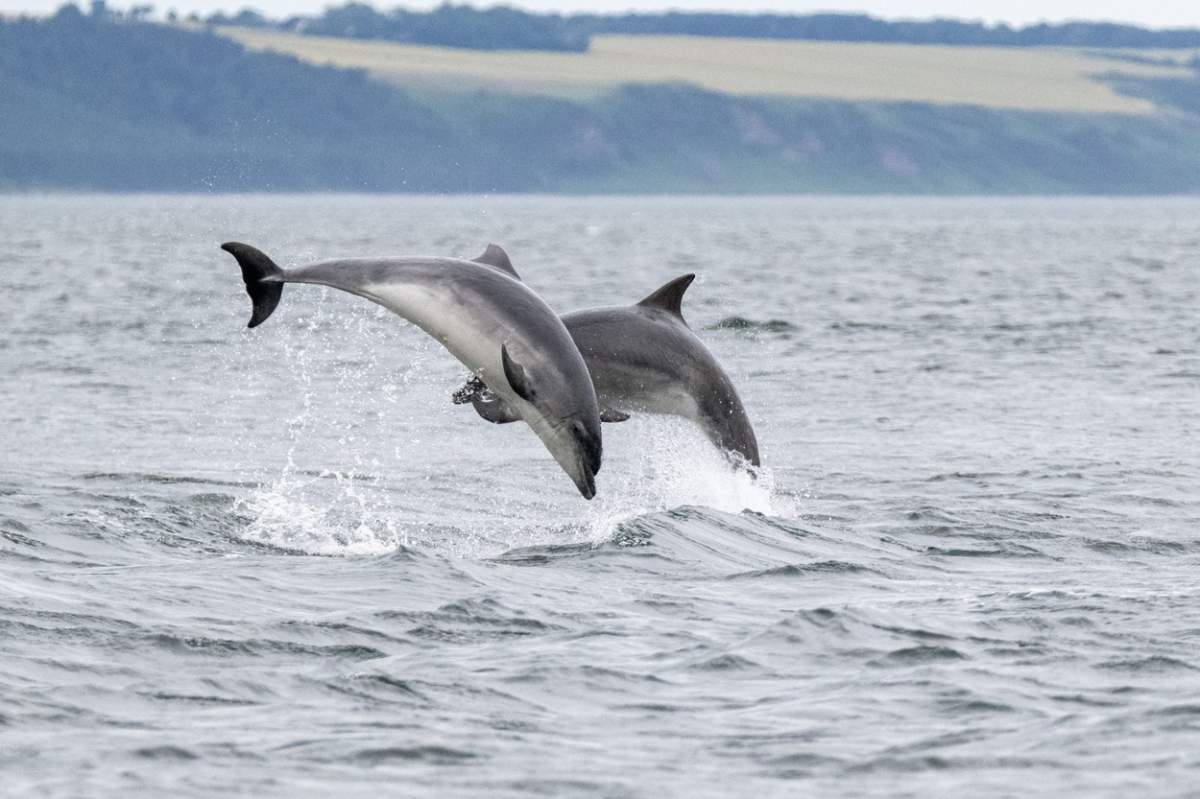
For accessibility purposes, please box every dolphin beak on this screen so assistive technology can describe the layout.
[573,464,597,500]
[559,427,600,500]
[572,420,602,499]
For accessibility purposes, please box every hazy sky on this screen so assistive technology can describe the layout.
[2,0,1197,29]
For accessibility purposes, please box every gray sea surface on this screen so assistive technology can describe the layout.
[2,194,1200,797]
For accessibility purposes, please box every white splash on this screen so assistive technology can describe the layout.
[227,298,792,557]
[234,472,407,557]
[575,417,785,543]
[233,424,791,557]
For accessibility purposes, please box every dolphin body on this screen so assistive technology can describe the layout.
[221,242,603,498]
[452,248,760,468]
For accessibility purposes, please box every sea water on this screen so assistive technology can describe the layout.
[2,194,1200,796]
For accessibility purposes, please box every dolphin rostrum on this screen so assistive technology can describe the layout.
[452,248,759,468]
[221,242,603,498]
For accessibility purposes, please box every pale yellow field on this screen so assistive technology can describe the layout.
[222,28,1192,114]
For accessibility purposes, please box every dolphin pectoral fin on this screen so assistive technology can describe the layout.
[472,244,520,280]
[636,273,696,321]
[472,393,520,425]
[600,408,631,423]
[501,344,536,403]
[221,242,285,328]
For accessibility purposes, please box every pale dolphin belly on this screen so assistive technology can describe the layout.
[586,360,700,420]
[363,280,507,392]
[288,257,557,418]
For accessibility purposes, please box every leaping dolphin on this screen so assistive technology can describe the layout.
[452,248,759,468]
[221,242,603,498]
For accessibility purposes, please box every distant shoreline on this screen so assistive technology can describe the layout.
[5,191,1200,199]
[4,13,1200,195]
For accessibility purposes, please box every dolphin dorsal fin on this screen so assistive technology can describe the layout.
[472,244,520,280]
[636,273,695,319]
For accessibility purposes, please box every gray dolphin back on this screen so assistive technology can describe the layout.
[568,283,761,467]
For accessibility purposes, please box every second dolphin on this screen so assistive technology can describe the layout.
[453,246,759,468]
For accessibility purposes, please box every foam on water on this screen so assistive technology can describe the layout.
[578,417,783,541]
[234,472,408,556]
[233,419,786,558]
[225,297,786,558]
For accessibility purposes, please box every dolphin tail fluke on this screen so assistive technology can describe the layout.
[221,242,285,328]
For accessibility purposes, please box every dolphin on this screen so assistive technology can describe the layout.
[221,242,603,499]
[451,248,759,468]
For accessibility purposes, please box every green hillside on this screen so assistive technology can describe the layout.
[2,10,1200,194]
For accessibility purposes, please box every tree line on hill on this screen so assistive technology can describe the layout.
[200,2,1200,52]
[58,1,1200,52]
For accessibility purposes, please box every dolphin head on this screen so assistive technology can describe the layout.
[500,343,602,499]
[529,414,602,500]
[453,375,601,497]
